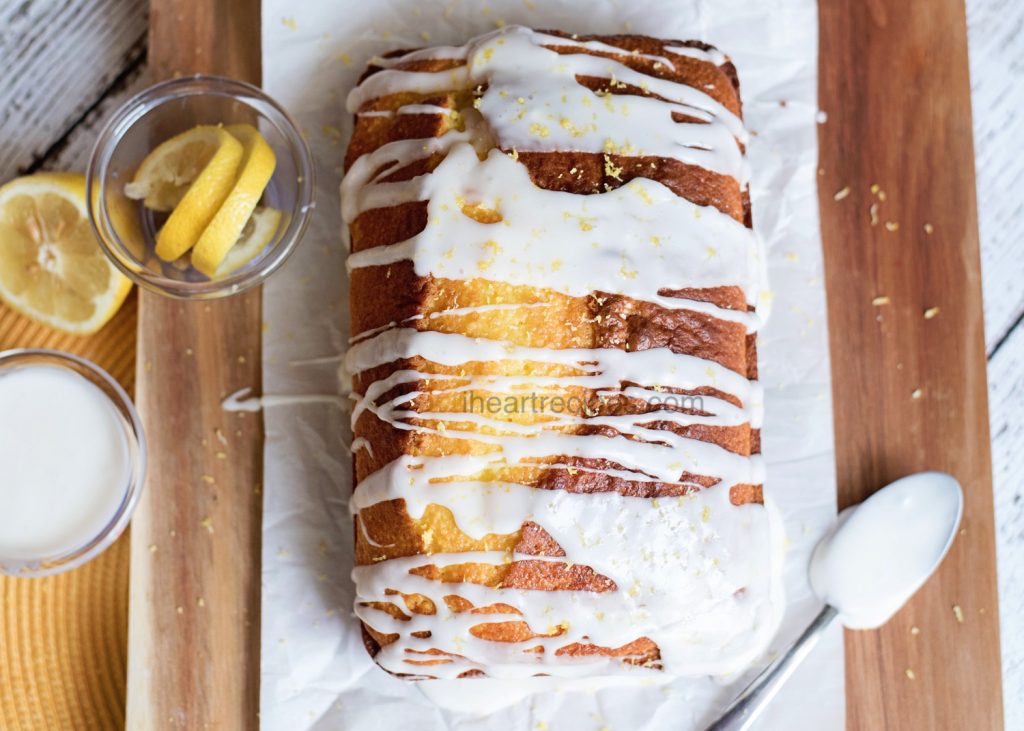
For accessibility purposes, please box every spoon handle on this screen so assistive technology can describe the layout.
[704,605,838,731]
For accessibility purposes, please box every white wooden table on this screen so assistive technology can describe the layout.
[967,0,1024,723]
[0,0,1021,725]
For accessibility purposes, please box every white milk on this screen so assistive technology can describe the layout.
[0,364,131,561]
[809,472,963,629]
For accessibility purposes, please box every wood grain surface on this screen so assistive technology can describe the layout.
[966,2,1024,724]
[125,1,264,729]
[818,0,1004,728]
[967,0,1024,354]
[0,0,147,177]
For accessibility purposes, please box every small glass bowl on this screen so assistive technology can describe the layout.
[0,349,147,577]
[86,75,315,299]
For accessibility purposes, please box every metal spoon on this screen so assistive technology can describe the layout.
[705,472,964,731]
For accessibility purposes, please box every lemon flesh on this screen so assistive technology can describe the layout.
[0,173,132,335]
[191,124,277,276]
[124,125,243,262]
[124,125,230,210]
[213,205,283,278]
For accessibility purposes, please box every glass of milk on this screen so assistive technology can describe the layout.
[0,349,146,577]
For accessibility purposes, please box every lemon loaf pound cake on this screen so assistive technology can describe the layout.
[342,25,779,680]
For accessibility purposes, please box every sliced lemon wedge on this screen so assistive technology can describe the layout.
[0,173,132,335]
[213,206,283,278]
[191,124,277,276]
[123,125,243,262]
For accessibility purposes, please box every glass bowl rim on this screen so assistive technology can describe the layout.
[86,74,315,299]
[0,348,147,577]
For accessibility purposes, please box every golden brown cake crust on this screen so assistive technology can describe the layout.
[344,29,761,677]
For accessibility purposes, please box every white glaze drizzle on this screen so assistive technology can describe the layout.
[663,44,728,66]
[358,103,461,119]
[346,27,749,176]
[342,25,777,681]
[221,387,346,412]
[349,302,553,344]
[352,459,774,678]
[345,143,762,320]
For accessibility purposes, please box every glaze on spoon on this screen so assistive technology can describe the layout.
[809,471,963,629]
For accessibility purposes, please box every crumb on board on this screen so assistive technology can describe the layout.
[911,626,921,636]
[953,604,965,623]
[148,544,158,553]
[833,186,850,201]
[905,668,916,680]
[924,306,940,319]
[884,221,899,232]
[872,295,891,306]
[197,597,206,608]
[200,474,215,484]
[911,388,923,399]
[869,203,879,226]
[924,223,934,235]
[200,516,214,534]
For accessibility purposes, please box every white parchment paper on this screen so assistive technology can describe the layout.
[259,1,843,728]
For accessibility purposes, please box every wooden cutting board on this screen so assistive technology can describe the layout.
[125,0,264,729]
[818,0,1004,728]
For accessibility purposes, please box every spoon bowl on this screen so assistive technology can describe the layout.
[810,471,963,628]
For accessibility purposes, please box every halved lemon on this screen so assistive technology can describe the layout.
[123,125,243,261]
[212,206,283,278]
[191,124,277,276]
[0,173,132,335]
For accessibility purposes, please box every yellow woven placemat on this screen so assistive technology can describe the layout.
[0,295,137,731]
